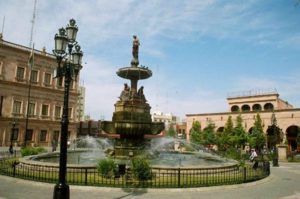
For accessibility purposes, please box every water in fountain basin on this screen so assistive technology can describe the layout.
[148,137,234,168]
[31,136,236,167]
[73,136,113,150]
[54,136,113,165]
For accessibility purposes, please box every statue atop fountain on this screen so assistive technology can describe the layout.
[101,36,165,157]
[131,35,140,67]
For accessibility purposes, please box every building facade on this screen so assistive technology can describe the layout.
[76,86,85,121]
[0,39,80,147]
[152,111,178,130]
[186,89,300,153]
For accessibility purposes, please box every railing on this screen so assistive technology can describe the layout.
[0,152,270,188]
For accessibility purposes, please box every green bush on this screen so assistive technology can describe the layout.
[224,148,241,160]
[21,147,47,157]
[96,159,117,178]
[131,157,152,181]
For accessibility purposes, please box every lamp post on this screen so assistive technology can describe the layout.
[10,119,18,155]
[52,19,83,199]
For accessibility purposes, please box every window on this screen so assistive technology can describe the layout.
[264,103,274,111]
[44,73,51,86]
[55,106,61,118]
[53,131,60,141]
[12,128,19,141]
[25,129,33,141]
[0,61,3,75]
[69,80,74,89]
[231,105,240,112]
[16,67,25,80]
[241,104,250,112]
[68,108,72,118]
[40,130,47,142]
[0,96,3,116]
[28,102,35,116]
[57,77,63,87]
[252,104,262,112]
[41,104,49,116]
[30,70,38,83]
[13,100,22,114]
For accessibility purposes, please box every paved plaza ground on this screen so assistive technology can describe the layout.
[0,162,299,199]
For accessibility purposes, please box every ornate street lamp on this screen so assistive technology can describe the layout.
[10,119,18,155]
[52,19,83,199]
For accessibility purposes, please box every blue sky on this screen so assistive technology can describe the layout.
[1,0,300,120]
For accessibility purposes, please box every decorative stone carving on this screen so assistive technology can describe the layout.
[119,83,130,101]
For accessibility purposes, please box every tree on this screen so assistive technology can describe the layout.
[190,121,202,145]
[201,120,216,147]
[267,112,283,149]
[249,113,266,152]
[166,125,176,137]
[217,116,233,150]
[232,114,248,149]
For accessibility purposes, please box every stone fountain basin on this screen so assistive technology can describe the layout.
[101,120,165,136]
[20,149,238,169]
[117,67,152,80]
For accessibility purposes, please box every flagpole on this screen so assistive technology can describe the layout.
[24,43,34,147]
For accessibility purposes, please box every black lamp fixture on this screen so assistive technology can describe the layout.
[52,18,83,199]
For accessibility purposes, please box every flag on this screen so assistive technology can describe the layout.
[28,43,34,70]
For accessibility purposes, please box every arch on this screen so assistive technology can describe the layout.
[231,105,240,112]
[252,104,262,112]
[248,127,254,134]
[216,127,224,133]
[203,127,209,132]
[264,103,274,111]
[286,125,299,152]
[241,104,250,112]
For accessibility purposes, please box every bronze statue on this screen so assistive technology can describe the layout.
[131,35,140,66]
[137,86,146,102]
[119,83,130,101]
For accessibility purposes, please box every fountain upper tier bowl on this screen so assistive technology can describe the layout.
[117,66,152,80]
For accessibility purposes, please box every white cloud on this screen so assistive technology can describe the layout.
[1,0,300,120]
[233,73,300,108]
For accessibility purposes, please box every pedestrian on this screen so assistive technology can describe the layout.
[250,149,258,169]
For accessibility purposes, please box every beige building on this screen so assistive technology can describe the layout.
[186,89,300,153]
[76,86,86,121]
[0,38,80,147]
[152,111,179,130]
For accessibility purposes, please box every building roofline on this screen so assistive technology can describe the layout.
[227,93,279,100]
[186,108,300,117]
[0,39,55,59]
[227,88,278,99]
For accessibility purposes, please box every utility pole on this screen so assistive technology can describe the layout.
[24,0,37,146]
[29,0,37,48]
[1,16,5,35]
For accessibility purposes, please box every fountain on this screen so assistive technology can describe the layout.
[100,35,164,158]
[25,36,237,168]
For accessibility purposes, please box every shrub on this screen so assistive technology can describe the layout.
[96,159,117,178]
[224,147,241,160]
[131,157,152,181]
[21,147,47,157]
